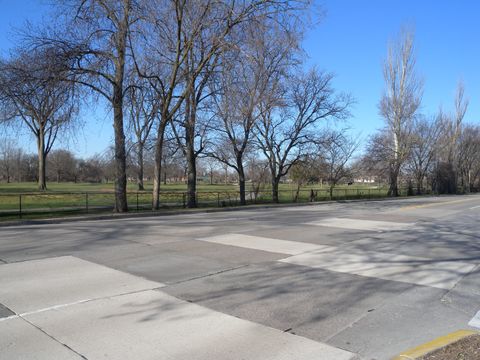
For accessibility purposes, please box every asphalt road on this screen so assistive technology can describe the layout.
[1,195,480,359]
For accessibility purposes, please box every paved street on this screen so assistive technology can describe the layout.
[1,195,480,359]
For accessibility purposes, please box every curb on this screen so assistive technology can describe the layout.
[393,330,478,359]
[0,193,464,228]
[0,197,397,227]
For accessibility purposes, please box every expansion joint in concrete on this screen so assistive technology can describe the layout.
[19,316,89,360]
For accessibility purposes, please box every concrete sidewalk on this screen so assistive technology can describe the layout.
[0,256,359,360]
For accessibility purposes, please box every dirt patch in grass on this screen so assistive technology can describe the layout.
[420,334,480,360]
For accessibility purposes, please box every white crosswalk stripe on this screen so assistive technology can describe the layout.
[304,217,414,231]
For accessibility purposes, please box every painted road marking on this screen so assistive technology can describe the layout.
[199,233,473,290]
[468,310,480,329]
[197,233,327,255]
[304,218,413,231]
[470,205,480,210]
[280,246,476,290]
[399,197,479,211]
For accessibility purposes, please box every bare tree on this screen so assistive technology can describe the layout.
[457,124,480,192]
[289,155,319,201]
[136,0,303,209]
[0,138,17,183]
[125,80,158,190]
[443,81,469,193]
[256,68,352,203]
[169,45,218,208]
[379,28,423,196]
[318,130,360,199]
[246,155,270,202]
[0,48,77,190]
[47,149,77,183]
[407,114,444,194]
[362,131,392,186]
[32,0,141,209]
[209,17,298,205]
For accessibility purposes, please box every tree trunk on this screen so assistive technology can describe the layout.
[272,178,279,203]
[137,144,144,191]
[112,84,128,212]
[186,146,197,208]
[294,183,301,202]
[112,4,129,212]
[152,120,167,210]
[388,166,399,197]
[185,94,197,208]
[416,174,423,195]
[237,158,246,205]
[37,130,47,191]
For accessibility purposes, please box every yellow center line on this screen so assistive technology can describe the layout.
[399,197,479,211]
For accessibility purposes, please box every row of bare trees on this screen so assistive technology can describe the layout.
[1,5,476,209]
[1,0,354,210]
[360,29,478,195]
[0,144,189,185]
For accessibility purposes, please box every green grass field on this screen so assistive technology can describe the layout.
[0,182,240,193]
[0,181,392,220]
[0,181,386,193]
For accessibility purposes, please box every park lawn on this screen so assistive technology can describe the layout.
[0,181,240,193]
[0,181,389,214]
[0,181,385,194]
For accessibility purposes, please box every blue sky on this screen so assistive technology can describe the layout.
[1,0,479,157]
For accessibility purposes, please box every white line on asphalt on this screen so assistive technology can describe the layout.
[280,246,476,290]
[304,217,414,231]
[197,233,327,255]
[468,310,480,329]
[469,205,480,210]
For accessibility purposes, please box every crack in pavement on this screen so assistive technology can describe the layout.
[165,264,250,286]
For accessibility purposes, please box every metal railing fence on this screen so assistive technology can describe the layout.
[0,187,419,220]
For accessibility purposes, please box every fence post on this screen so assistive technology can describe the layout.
[85,193,89,213]
[19,194,22,219]
[182,193,186,208]
[217,193,220,207]
[136,192,139,211]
